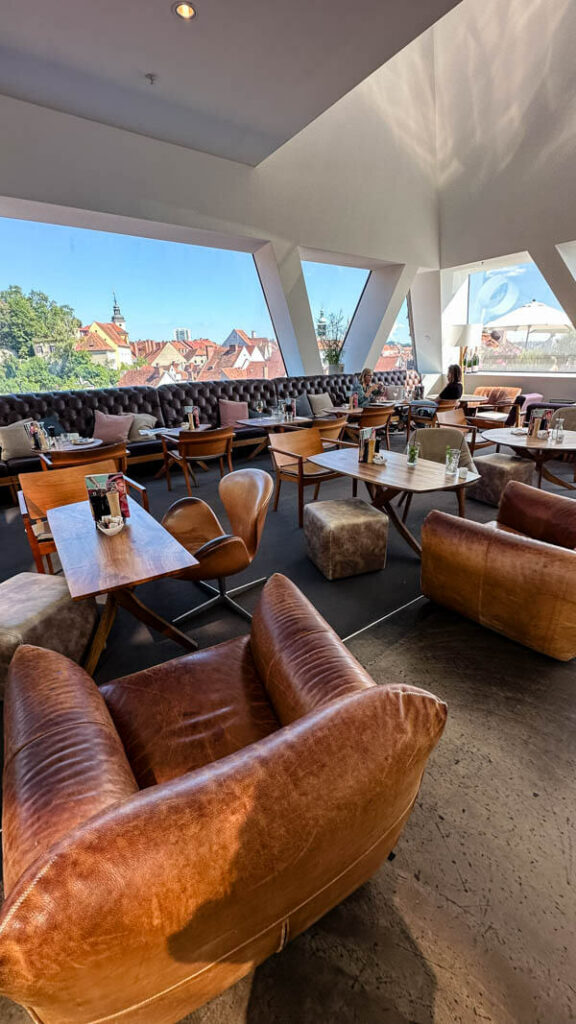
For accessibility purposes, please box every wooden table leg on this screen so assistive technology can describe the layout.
[84,593,118,675]
[367,484,422,557]
[115,588,199,651]
[541,464,576,491]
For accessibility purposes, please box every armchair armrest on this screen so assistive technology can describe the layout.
[497,480,576,548]
[124,475,150,512]
[0,685,445,1022]
[421,510,576,660]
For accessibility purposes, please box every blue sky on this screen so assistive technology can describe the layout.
[302,261,412,346]
[0,217,419,347]
[468,263,563,323]
[0,217,277,343]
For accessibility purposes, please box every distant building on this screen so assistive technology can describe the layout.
[76,298,133,369]
[174,328,191,342]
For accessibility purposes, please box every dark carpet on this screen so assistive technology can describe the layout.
[0,439,574,1024]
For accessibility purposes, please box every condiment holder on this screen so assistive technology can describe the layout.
[96,516,125,537]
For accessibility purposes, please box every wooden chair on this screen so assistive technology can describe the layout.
[346,407,396,449]
[316,416,349,445]
[40,443,128,472]
[19,461,149,574]
[435,408,493,454]
[161,427,234,497]
[405,399,458,441]
[268,427,356,527]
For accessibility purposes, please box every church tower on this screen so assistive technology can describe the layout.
[111,293,126,331]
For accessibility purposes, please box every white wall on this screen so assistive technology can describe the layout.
[0,32,438,271]
[435,0,576,269]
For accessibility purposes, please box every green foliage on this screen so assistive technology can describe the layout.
[0,343,119,394]
[0,286,81,357]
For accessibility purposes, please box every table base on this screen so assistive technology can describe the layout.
[84,587,198,674]
[366,482,467,557]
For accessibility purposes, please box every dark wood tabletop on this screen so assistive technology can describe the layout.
[47,498,198,599]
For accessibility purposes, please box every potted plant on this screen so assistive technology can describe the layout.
[324,340,345,375]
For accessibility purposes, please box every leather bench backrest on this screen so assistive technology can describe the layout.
[0,387,164,434]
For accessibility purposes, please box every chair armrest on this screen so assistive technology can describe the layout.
[194,533,235,558]
[498,480,576,548]
[421,510,576,660]
[0,686,446,1020]
[268,446,304,461]
[124,475,149,512]
[334,439,358,448]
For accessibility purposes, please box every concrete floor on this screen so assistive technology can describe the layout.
[0,450,574,1024]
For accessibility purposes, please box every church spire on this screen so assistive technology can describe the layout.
[111,293,126,331]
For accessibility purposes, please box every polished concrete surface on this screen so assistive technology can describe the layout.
[0,443,574,1024]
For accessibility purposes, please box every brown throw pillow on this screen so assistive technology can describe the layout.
[93,410,134,444]
[219,399,248,428]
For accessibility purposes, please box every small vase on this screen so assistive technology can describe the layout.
[328,363,344,375]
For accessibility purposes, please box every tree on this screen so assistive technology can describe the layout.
[0,286,80,357]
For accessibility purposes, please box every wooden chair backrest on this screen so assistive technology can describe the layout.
[435,399,459,411]
[357,407,395,428]
[269,427,324,469]
[178,427,234,458]
[316,417,348,441]
[20,460,118,521]
[46,443,127,472]
[436,408,468,428]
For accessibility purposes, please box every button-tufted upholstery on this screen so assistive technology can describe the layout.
[0,371,420,491]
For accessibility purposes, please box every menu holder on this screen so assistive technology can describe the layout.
[85,472,130,525]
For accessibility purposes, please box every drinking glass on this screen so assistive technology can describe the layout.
[445,448,461,475]
[552,418,565,442]
[255,399,264,416]
[406,441,420,467]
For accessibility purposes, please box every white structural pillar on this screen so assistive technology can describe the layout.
[410,270,443,373]
[253,240,322,376]
[343,263,417,373]
[531,243,576,328]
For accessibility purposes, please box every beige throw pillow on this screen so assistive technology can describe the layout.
[128,413,158,441]
[0,420,35,460]
[308,392,334,416]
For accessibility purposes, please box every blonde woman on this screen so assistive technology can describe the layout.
[351,368,379,408]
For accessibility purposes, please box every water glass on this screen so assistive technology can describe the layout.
[445,448,461,475]
[552,418,565,442]
[255,399,264,416]
[406,441,420,467]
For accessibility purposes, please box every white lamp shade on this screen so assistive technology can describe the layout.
[448,323,483,347]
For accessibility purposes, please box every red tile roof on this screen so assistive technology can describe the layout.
[75,332,115,354]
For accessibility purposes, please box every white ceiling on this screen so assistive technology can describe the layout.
[0,0,460,165]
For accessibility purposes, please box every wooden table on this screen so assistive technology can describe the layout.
[429,394,489,405]
[308,446,480,556]
[481,428,576,489]
[47,498,199,672]
[235,415,313,429]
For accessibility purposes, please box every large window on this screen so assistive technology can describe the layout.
[375,297,416,373]
[302,261,369,369]
[0,217,284,393]
[468,261,576,373]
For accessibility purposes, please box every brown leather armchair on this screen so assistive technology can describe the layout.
[162,467,273,623]
[421,481,576,660]
[0,573,446,1024]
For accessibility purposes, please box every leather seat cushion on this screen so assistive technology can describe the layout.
[126,439,164,457]
[233,425,267,440]
[101,636,280,787]
[5,455,43,474]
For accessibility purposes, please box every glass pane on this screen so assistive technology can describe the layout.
[375,297,416,373]
[468,261,576,373]
[302,261,369,369]
[0,217,284,393]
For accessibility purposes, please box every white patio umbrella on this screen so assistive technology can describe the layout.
[486,300,573,345]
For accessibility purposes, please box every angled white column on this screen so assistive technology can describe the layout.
[343,263,417,373]
[253,241,322,376]
[531,244,576,328]
[410,270,443,373]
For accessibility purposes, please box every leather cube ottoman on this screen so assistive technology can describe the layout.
[468,454,535,506]
[304,498,388,580]
[0,573,98,697]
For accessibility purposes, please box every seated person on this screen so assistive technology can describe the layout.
[437,364,463,401]
[351,368,381,407]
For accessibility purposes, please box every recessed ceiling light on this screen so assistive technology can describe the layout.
[173,2,197,20]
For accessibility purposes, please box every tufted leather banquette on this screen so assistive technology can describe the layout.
[0,370,416,492]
